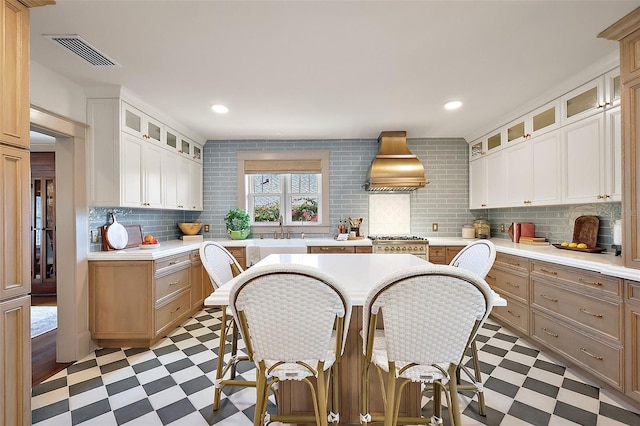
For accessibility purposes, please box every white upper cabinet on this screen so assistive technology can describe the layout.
[87,97,204,210]
[605,106,622,202]
[469,157,487,209]
[560,69,619,126]
[561,114,605,203]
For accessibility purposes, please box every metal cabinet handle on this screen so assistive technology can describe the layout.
[170,306,181,314]
[486,274,495,280]
[506,281,520,288]
[540,294,558,302]
[579,308,603,318]
[169,280,181,286]
[507,262,521,267]
[578,278,602,286]
[169,261,179,265]
[540,268,558,275]
[580,348,603,360]
[541,327,558,337]
[507,310,520,318]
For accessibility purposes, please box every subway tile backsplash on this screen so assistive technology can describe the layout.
[88,137,623,253]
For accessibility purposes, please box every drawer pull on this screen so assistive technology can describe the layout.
[169,280,181,286]
[169,260,179,265]
[541,327,558,338]
[506,281,520,288]
[507,262,521,267]
[170,306,181,314]
[486,274,495,280]
[507,310,520,318]
[540,294,558,302]
[540,268,558,275]
[579,308,603,318]
[580,348,603,360]
[578,278,602,287]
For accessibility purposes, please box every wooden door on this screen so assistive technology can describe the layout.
[31,152,56,294]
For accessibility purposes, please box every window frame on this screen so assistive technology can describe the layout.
[237,150,331,234]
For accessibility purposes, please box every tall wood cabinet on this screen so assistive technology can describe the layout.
[0,1,32,425]
[600,8,640,270]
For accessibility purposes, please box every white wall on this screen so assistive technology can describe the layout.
[30,61,87,123]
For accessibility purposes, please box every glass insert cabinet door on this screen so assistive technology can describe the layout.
[31,176,56,294]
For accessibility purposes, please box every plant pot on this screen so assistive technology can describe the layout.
[227,229,250,240]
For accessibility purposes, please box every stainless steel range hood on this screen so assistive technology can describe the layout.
[363,131,427,191]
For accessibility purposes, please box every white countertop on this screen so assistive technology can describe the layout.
[87,236,639,281]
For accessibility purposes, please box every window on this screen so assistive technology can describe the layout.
[248,173,321,225]
[237,151,330,233]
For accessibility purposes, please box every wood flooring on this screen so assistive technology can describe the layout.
[31,295,72,386]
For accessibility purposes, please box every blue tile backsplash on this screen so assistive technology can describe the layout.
[88,137,622,253]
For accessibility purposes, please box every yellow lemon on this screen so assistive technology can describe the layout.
[560,241,569,247]
[569,242,578,248]
[577,243,587,249]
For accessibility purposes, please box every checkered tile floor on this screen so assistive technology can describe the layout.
[32,308,640,425]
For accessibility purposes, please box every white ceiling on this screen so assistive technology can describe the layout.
[29,1,639,141]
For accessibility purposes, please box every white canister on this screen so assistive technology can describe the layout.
[462,224,475,239]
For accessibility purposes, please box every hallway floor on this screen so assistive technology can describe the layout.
[31,308,640,425]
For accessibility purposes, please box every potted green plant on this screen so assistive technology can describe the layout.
[225,208,251,240]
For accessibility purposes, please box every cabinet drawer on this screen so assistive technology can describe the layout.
[530,260,622,297]
[490,296,529,335]
[485,266,529,302]
[531,310,623,389]
[155,290,191,334]
[445,246,463,264]
[155,253,191,272]
[156,266,190,303]
[494,253,529,272]
[308,246,355,254]
[532,279,622,342]
[355,246,373,254]
[429,246,445,264]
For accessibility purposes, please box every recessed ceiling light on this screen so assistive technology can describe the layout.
[444,100,462,110]
[211,104,229,114]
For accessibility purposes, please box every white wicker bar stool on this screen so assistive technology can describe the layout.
[360,265,493,426]
[449,239,496,416]
[200,241,253,410]
[229,263,352,426]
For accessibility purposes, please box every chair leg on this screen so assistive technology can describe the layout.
[213,309,229,410]
[360,360,370,425]
[448,364,462,426]
[316,365,329,426]
[330,362,339,424]
[470,339,486,416]
[230,320,239,379]
[384,363,397,426]
[253,365,268,426]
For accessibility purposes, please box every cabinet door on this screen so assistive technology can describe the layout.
[531,131,561,205]
[191,252,204,309]
[561,114,605,203]
[0,295,30,426]
[505,142,533,206]
[188,160,203,210]
[505,117,530,146]
[605,106,622,202]
[486,151,506,208]
[121,102,163,146]
[121,134,144,207]
[0,0,29,149]
[143,143,163,208]
[162,150,178,209]
[469,158,487,209]
[176,156,190,209]
[530,100,560,138]
[469,139,485,160]
[561,77,606,125]
[0,145,30,299]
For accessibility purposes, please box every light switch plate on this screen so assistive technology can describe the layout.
[432,223,438,232]
[204,224,210,232]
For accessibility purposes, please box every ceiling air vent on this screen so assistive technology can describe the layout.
[43,34,120,67]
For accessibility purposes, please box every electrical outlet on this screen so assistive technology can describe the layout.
[204,224,210,232]
[432,223,438,232]
[500,223,505,232]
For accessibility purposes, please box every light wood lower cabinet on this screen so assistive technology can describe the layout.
[485,253,530,334]
[529,260,624,391]
[428,245,464,264]
[225,246,246,269]
[0,295,30,426]
[89,250,204,347]
[626,280,640,403]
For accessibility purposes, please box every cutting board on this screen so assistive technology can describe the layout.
[101,225,143,251]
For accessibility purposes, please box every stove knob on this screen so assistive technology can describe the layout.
[408,246,414,251]
[384,247,390,252]
[401,246,406,251]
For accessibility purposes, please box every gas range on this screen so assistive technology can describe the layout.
[369,236,429,258]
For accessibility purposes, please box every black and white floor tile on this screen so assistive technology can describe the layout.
[32,308,640,425]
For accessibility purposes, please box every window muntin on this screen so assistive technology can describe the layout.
[248,173,321,226]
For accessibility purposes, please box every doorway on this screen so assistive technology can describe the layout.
[31,152,56,295]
